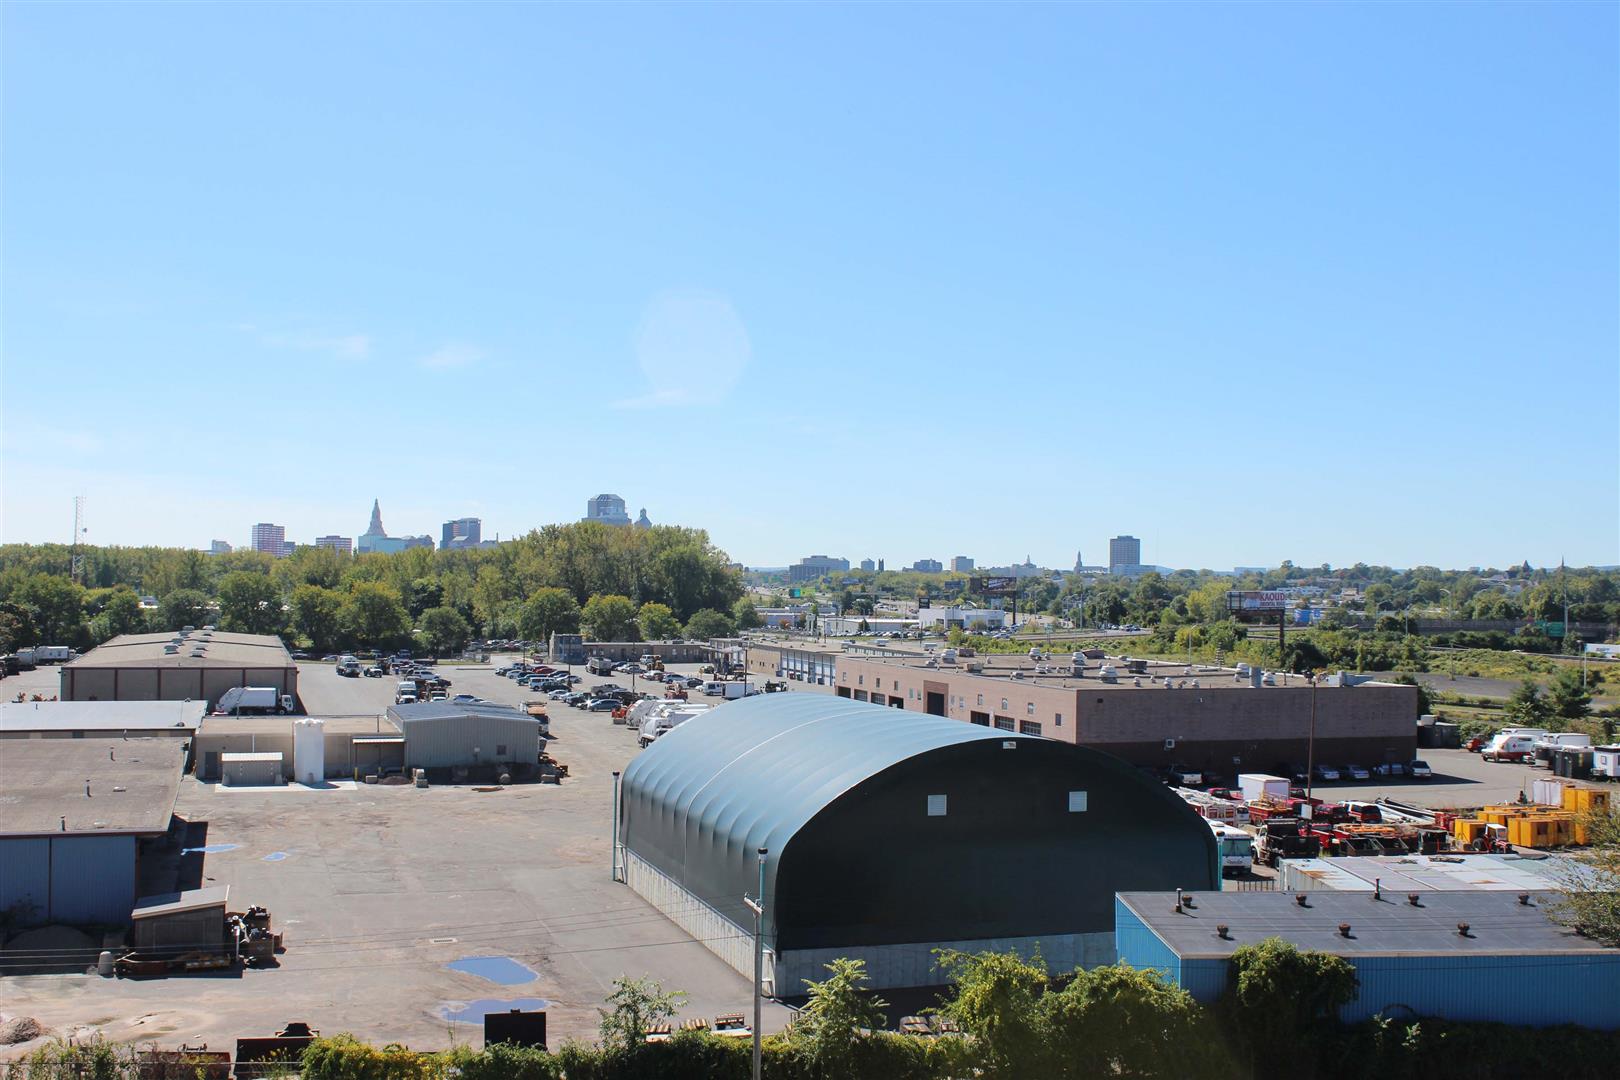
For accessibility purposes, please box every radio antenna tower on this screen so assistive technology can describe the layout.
[71,496,87,584]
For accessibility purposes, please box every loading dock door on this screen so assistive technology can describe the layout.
[353,736,405,777]
[925,691,946,716]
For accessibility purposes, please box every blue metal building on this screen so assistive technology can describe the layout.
[1115,890,1620,1030]
[0,739,184,926]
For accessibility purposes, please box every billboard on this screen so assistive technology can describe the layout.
[972,576,1020,596]
[1226,590,1289,613]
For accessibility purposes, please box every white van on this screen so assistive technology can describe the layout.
[1483,733,1537,763]
[1209,822,1254,877]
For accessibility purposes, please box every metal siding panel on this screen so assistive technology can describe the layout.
[0,838,51,924]
[1114,899,1182,988]
[1180,958,1231,1002]
[48,835,136,924]
[1347,955,1620,1030]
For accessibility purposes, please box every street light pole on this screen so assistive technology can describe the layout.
[743,846,768,1080]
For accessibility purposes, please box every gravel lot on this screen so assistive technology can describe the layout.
[0,656,792,1058]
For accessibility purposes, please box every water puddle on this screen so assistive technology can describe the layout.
[438,997,550,1024]
[262,852,290,862]
[446,956,539,985]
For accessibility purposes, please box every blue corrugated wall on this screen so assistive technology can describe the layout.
[0,835,137,926]
[1113,897,1181,985]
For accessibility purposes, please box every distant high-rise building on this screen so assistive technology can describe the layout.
[860,558,876,572]
[635,508,652,529]
[585,494,631,526]
[251,523,286,557]
[316,535,353,556]
[788,555,850,583]
[877,559,885,573]
[209,540,232,555]
[441,517,482,550]
[951,556,975,572]
[1109,535,1142,575]
[912,558,944,574]
[356,499,432,554]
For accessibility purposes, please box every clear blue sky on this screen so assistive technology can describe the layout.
[3,3,1616,571]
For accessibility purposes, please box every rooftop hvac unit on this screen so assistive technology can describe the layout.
[180,627,194,635]
[163,646,179,654]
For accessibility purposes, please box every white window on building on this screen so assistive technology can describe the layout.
[977,693,984,706]
[1027,702,1035,715]
[927,794,947,817]
[1001,698,1009,711]
[1068,790,1088,812]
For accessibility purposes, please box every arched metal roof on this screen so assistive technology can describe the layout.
[620,694,1218,948]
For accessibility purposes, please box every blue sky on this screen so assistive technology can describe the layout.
[3,3,1616,570]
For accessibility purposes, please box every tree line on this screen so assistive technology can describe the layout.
[0,523,751,655]
[10,937,1617,1079]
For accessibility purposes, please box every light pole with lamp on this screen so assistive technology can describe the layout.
[743,846,768,1080]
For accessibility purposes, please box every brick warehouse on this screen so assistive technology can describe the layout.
[747,643,1416,783]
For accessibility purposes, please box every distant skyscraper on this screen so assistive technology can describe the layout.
[634,508,652,529]
[209,540,232,555]
[251,523,286,556]
[1075,550,1083,573]
[788,555,850,583]
[441,517,482,550]
[951,556,975,572]
[860,558,875,572]
[357,499,432,554]
[912,558,944,574]
[878,559,885,573]
[585,494,631,526]
[316,535,354,556]
[1109,535,1143,575]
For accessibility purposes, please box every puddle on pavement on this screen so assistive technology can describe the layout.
[438,997,550,1024]
[446,956,539,985]
[262,852,290,862]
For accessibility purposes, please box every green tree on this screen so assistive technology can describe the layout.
[88,586,145,641]
[581,594,640,641]
[404,577,445,620]
[343,581,412,648]
[1548,667,1593,720]
[1550,805,1620,947]
[1227,937,1358,1077]
[937,948,1050,1079]
[1042,964,1220,1078]
[637,602,682,641]
[216,571,286,635]
[11,573,85,644]
[791,958,889,1076]
[158,588,214,632]
[419,606,472,656]
[732,598,763,630]
[684,608,736,640]
[518,588,581,644]
[1506,678,1554,726]
[291,585,346,653]
[0,602,36,653]
[597,975,685,1054]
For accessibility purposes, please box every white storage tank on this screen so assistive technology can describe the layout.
[294,717,326,784]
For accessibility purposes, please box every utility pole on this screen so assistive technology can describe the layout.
[743,846,768,1080]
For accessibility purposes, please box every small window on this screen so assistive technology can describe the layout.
[858,675,864,685]
[1001,698,1009,710]
[1026,702,1035,715]
[496,744,508,756]
[1068,790,1088,812]
[1054,713,1063,727]
[976,693,984,706]
[927,794,947,817]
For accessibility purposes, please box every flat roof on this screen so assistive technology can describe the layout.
[839,653,1403,692]
[1117,890,1612,960]
[197,715,401,737]
[0,738,185,836]
[387,702,537,725]
[132,885,230,919]
[0,699,207,733]
[353,735,405,744]
[65,630,293,670]
[1294,853,1595,892]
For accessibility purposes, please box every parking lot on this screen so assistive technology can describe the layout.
[0,656,793,1055]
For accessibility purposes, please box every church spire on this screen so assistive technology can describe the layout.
[367,499,385,537]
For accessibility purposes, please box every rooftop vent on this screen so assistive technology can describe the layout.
[1408,894,1422,906]
[1338,923,1352,938]
[163,645,179,654]
[1457,922,1472,937]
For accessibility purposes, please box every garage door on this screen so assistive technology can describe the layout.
[354,737,405,777]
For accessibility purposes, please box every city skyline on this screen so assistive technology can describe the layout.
[2,4,1615,569]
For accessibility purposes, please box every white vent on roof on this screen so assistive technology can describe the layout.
[163,645,179,654]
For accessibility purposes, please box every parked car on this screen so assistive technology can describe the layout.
[451,694,481,704]
[586,697,621,712]
[565,692,591,707]
[1408,759,1433,779]
[1163,763,1203,786]
[1341,763,1370,782]
[1372,762,1405,778]
[291,651,312,660]
[428,690,448,702]
[363,666,384,678]
[1312,764,1341,783]
[616,663,644,674]
[549,689,572,700]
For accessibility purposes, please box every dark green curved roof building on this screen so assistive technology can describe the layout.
[619,694,1218,994]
